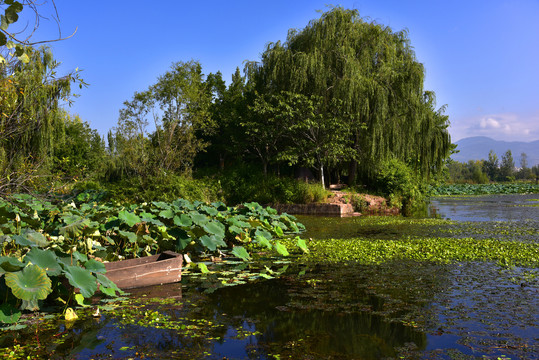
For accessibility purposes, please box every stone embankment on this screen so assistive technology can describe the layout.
[271,190,400,216]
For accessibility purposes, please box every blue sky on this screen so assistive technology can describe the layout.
[24,0,539,142]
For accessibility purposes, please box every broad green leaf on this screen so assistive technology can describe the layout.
[63,265,98,298]
[84,259,106,274]
[139,211,155,219]
[169,228,191,250]
[255,234,272,249]
[0,304,21,324]
[75,293,91,307]
[197,262,209,274]
[118,211,141,227]
[274,226,284,237]
[118,230,138,243]
[5,265,52,302]
[24,248,62,276]
[228,225,243,235]
[173,214,192,227]
[151,201,170,210]
[59,218,89,238]
[296,237,309,253]
[231,246,251,261]
[72,251,88,264]
[202,220,225,239]
[96,273,122,296]
[13,229,49,247]
[228,217,251,229]
[0,256,25,273]
[200,205,218,217]
[273,241,289,256]
[189,212,209,226]
[255,228,273,240]
[158,209,175,219]
[200,235,226,251]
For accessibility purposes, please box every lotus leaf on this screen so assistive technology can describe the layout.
[203,220,225,239]
[200,235,227,251]
[63,265,98,298]
[158,209,175,219]
[118,211,141,227]
[118,230,138,243]
[189,212,209,226]
[200,205,218,217]
[84,259,106,273]
[254,234,272,249]
[13,229,48,247]
[59,218,90,238]
[231,246,251,261]
[296,238,309,253]
[5,264,52,303]
[0,256,25,273]
[255,229,273,241]
[0,304,21,324]
[169,228,191,250]
[24,248,62,276]
[173,214,192,227]
[273,241,289,256]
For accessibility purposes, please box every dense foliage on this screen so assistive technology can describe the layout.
[0,193,305,324]
[447,149,538,184]
[1,7,454,206]
[430,183,539,196]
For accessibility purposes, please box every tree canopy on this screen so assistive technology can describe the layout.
[245,7,451,186]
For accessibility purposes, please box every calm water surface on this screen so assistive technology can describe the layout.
[2,195,538,359]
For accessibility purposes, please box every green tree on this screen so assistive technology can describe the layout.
[109,60,213,180]
[483,150,499,181]
[516,152,533,180]
[250,91,351,187]
[150,60,212,174]
[108,90,153,179]
[499,149,515,181]
[245,7,451,187]
[196,69,245,170]
[0,46,84,194]
[51,112,106,180]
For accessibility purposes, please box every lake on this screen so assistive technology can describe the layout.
[1,195,538,359]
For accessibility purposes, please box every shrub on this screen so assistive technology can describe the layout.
[375,158,425,209]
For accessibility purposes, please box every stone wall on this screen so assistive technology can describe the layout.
[271,203,354,216]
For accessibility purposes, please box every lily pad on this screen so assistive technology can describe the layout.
[24,248,62,276]
[63,265,98,298]
[0,304,21,324]
[5,264,52,303]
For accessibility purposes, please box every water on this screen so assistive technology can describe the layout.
[2,195,538,359]
[429,193,539,222]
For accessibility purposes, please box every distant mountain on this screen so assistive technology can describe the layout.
[452,136,539,167]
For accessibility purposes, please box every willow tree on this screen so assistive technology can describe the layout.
[0,47,83,193]
[245,7,451,186]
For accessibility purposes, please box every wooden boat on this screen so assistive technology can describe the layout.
[104,251,183,289]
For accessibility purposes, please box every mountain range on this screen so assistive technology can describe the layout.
[452,137,539,167]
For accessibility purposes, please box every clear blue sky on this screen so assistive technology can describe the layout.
[28,0,539,143]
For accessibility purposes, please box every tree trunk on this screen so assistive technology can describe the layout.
[319,163,325,189]
[348,160,357,186]
[219,153,225,171]
[348,133,359,186]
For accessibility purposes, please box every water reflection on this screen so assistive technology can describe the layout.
[429,194,539,222]
[207,276,426,359]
